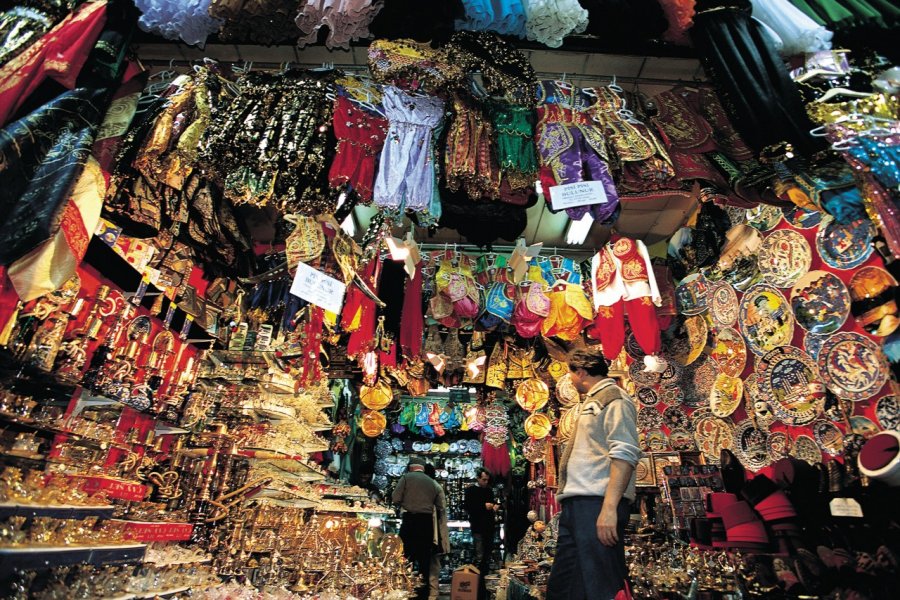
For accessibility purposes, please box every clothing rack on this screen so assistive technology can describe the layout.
[136,58,711,89]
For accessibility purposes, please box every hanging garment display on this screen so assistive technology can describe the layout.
[587,235,662,361]
[295,0,385,50]
[134,0,223,46]
[750,0,833,56]
[328,94,388,203]
[689,0,824,156]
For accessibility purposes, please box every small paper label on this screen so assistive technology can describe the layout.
[549,180,609,210]
[290,261,347,314]
[829,497,863,518]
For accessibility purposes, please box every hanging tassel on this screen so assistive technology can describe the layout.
[0,301,22,347]
[150,292,164,316]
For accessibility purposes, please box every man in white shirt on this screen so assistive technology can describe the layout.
[546,346,642,600]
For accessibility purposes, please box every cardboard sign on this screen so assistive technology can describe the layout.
[829,497,863,518]
[451,565,480,600]
[290,261,347,314]
[549,180,609,211]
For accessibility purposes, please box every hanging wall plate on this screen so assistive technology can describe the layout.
[636,387,659,408]
[675,273,710,316]
[663,406,691,431]
[693,412,735,463]
[790,270,851,335]
[739,284,795,356]
[816,216,875,270]
[758,229,812,288]
[875,395,900,431]
[746,204,783,231]
[712,327,747,377]
[790,434,822,465]
[710,282,739,328]
[812,420,844,456]
[804,332,829,360]
[848,415,881,439]
[781,205,823,229]
[817,331,889,401]
[710,373,743,418]
[766,430,789,461]
[757,346,825,426]
[671,315,708,366]
[733,420,771,471]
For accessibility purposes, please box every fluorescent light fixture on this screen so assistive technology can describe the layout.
[565,214,594,245]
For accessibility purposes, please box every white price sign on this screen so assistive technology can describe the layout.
[289,261,347,314]
[549,180,609,211]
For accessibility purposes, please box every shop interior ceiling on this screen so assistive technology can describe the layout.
[135,41,708,252]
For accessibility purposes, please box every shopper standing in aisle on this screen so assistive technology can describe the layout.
[393,456,446,600]
[464,467,498,600]
[424,463,450,600]
[546,346,642,600]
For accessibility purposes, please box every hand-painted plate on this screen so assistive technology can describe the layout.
[644,429,669,452]
[790,270,851,334]
[781,205,823,229]
[671,315,708,366]
[629,359,662,387]
[875,395,900,431]
[733,420,771,471]
[710,282,739,328]
[767,431,789,461]
[675,272,710,316]
[683,355,717,408]
[812,420,844,456]
[744,373,776,428]
[637,406,664,431]
[739,284,795,356]
[710,373,744,418]
[712,328,747,377]
[804,332,829,361]
[758,229,812,288]
[757,346,825,426]
[848,266,899,337]
[659,384,684,406]
[746,204,783,231]
[660,359,682,384]
[816,216,875,270]
[556,373,581,408]
[818,332,889,401]
[670,429,696,451]
[636,387,660,408]
[849,415,881,439]
[790,434,822,465]
[693,413,736,463]
[663,406,691,431]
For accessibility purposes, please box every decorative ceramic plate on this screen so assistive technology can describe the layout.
[790,434,822,465]
[816,216,876,270]
[781,205,823,229]
[766,431,789,461]
[638,406,664,431]
[516,378,550,412]
[739,284,795,356]
[757,346,825,426]
[625,333,646,360]
[875,395,900,431]
[744,374,776,428]
[660,358,683,384]
[842,433,866,464]
[823,394,854,423]
[636,387,660,408]
[671,315,709,366]
[849,415,881,439]
[712,328,747,377]
[710,282,740,328]
[848,266,899,337]
[758,229,812,288]
[693,413,736,463]
[675,273,710,316]
[790,271,851,334]
[663,406,691,431]
[644,429,669,452]
[812,420,844,456]
[629,359,662,387]
[746,204,783,231]
[683,355,716,408]
[670,429,696,451]
[659,385,684,406]
[556,373,581,408]
[804,333,829,361]
[557,405,581,443]
[818,332,889,401]
[710,373,744,418]
[733,420,771,471]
